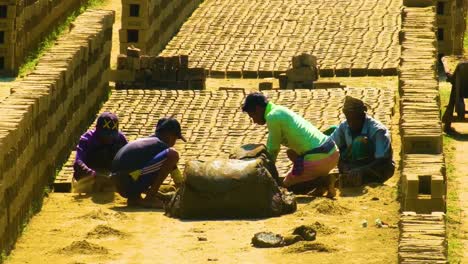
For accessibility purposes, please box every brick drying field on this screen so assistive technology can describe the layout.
[55,87,395,187]
[160,0,402,78]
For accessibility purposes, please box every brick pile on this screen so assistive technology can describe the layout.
[119,0,203,55]
[0,0,90,76]
[54,87,395,191]
[160,0,402,78]
[436,0,468,56]
[399,5,446,214]
[398,3,448,263]
[0,9,114,252]
[398,212,447,263]
[112,47,206,89]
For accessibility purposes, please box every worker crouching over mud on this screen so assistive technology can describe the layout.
[111,117,185,208]
[241,92,339,197]
[330,96,395,183]
[73,112,128,193]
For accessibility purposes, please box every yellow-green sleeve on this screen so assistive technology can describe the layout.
[266,118,281,161]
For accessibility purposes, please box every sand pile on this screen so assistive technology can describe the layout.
[86,225,126,239]
[59,240,108,255]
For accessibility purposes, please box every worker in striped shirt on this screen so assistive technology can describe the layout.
[111,117,185,208]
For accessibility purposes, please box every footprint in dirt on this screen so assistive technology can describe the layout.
[86,224,127,239]
[57,240,109,255]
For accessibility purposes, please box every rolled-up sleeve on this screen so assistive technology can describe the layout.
[266,118,282,161]
[374,129,392,159]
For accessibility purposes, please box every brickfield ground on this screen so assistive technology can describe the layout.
[1,0,418,262]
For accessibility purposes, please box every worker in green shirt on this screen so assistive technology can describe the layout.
[242,92,339,197]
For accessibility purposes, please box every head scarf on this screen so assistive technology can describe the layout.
[342,96,368,114]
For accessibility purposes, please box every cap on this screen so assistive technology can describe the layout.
[242,92,268,112]
[155,117,187,142]
[342,96,368,114]
[96,112,119,137]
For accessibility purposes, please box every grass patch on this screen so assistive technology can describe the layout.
[443,135,463,263]
[440,83,463,262]
[18,0,107,77]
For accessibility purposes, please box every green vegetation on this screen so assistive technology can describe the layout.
[18,0,106,77]
[443,135,463,263]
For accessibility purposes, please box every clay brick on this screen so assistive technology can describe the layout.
[109,70,135,82]
[404,196,445,214]
[431,175,445,199]
[403,135,443,154]
[286,67,316,82]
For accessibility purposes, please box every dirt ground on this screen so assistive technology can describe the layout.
[6,182,399,264]
[449,122,468,262]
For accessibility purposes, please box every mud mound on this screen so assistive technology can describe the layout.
[86,225,126,239]
[310,221,335,235]
[283,242,335,254]
[310,198,350,215]
[80,209,127,221]
[59,240,109,255]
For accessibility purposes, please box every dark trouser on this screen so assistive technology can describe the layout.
[111,173,157,199]
[338,158,395,184]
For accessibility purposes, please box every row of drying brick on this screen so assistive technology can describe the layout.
[119,0,203,55]
[398,3,447,263]
[398,212,447,264]
[0,9,114,253]
[0,0,90,76]
[54,87,396,192]
[159,0,402,78]
[399,5,445,214]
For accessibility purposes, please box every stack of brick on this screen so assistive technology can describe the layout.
[0,0,90,76]
[436,0,468,56]
[113,48,206,89]
[399,6,443,156]
[119,0,203,55]
[401,154,446,213]
[280,53,319,89]
[399,3,446,216]
[398,212,447,263]
[0,9,114,253]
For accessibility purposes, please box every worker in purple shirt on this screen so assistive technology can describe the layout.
[73,112,128,192]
